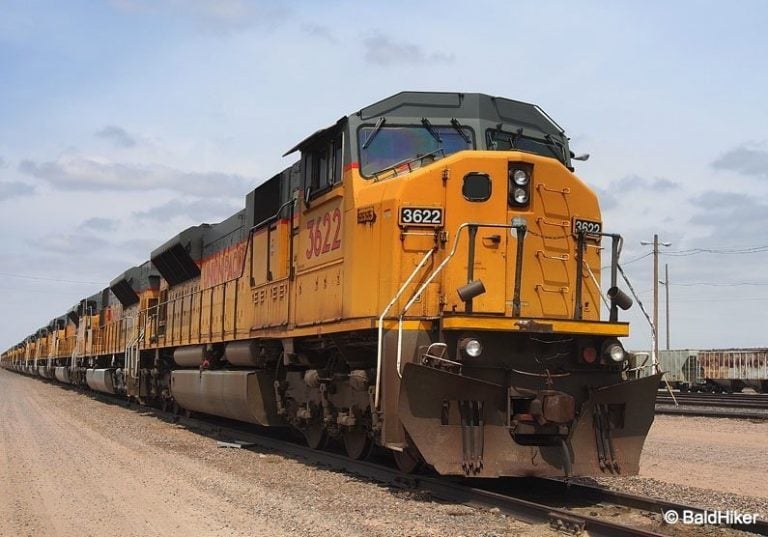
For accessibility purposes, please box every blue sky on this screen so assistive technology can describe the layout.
[2,0,768,352]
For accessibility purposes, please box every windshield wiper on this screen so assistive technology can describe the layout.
[421,117,442,144]
[369,147,446,179]
[362,117,386,149]
[495,123,523,149]
[512,127,523,148]
[544,134,567,162]
[450,118,471,144]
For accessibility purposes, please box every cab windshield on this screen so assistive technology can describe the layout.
[486,128,566,165]
[358,124,474,178]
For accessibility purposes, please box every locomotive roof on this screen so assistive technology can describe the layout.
[202,209,247,258]
[355,91,564,135]
[150,224,210,287]
[286,91,570,166]
[109,261,160,306]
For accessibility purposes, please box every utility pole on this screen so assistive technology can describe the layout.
[660,264,670,350]
[640,235,671,364]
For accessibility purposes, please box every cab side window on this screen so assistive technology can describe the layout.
[303,134,343,200]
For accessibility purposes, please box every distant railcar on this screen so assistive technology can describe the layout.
[636,348,767,393]
[698,349,768,393]
[659,349,701,391]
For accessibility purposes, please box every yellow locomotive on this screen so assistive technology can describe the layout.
[2,92,660,477]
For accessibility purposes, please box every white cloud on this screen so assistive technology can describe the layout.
[362,32,455,66]
[33,233,110,255]
[134,198,241,223]
[19,153,252,197]
[0,181,35,201]
[78,217,120,232]
[712,142,768,179]
[109,0,288,33]
[301,23,337,44]
[95,125,137,148]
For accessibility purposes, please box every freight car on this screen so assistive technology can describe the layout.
[698,349,768,393]
[635,348,768,393]
[2,91,661,478]
[646,349,702,391]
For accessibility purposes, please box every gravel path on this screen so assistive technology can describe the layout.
[0,369,545,537]
[1,369,766,537]
[587,413,768,518]
[641,414,768,499]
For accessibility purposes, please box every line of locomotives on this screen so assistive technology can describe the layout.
[1,92,661,478]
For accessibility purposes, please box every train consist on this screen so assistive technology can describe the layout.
[639,349,768,393]
[1,91,660,478]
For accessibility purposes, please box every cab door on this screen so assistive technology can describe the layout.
[442,158,509,314]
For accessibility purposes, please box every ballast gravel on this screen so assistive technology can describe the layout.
[1,369,765,537]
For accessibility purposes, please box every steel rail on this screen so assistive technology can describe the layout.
[656,392,768,418]
[656,394,768,409]
[654,404,768,420]
[165,410,670,537]
[536,478,768,536]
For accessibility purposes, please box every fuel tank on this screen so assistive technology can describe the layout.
[224,340,267,367]
[86,368,117,394]
[170,370,281,426]
[173,346,206,367]
[54,366,72,384]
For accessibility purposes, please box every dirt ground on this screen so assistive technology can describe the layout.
[639,414,768,499]
[1,368,766,537]
[0,369,544,537]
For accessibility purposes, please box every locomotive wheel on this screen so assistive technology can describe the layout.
[342,429,373,460]
[302,423,329,450]
[393,446,423,474]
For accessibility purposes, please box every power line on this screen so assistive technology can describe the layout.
[621,251,653,265]
[664,245,768,256]
[631,282,768,294]
[0,272,105,285]
[0,287,90,296]
[602,251,652,270]
[673,281,768,287]
[665,296,768,303]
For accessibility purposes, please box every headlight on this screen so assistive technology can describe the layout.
[602,340,626,363]
[459,338,483,358]
[513,188,529,204]
[511,169,529,186]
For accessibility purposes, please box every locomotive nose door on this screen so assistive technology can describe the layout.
[442,161,509,314]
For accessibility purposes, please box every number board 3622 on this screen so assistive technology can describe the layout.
[572,218,602,242]
[399,207,444,227]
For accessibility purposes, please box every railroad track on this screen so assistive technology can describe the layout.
[655,392,768,419]
[81,388,766,537]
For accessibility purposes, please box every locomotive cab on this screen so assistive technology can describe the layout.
[309,92,662,476]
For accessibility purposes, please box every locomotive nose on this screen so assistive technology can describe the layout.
[441,159,516,316]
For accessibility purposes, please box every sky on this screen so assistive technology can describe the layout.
[2,0,768,353]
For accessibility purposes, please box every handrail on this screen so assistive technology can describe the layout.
[374,248,435,409]
[395,221,520,378]
[125,314,152,379]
